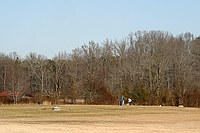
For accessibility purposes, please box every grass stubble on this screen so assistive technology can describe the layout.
[0,104,200,133]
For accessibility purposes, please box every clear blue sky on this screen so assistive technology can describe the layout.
[0,0,200,58]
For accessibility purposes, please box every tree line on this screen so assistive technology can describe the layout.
[0,31,200,107]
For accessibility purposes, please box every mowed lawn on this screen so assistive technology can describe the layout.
[0,105,200,133]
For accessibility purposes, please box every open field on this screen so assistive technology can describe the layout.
[0,105,200,133]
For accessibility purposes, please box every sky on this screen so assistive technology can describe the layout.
[0,0,200,58]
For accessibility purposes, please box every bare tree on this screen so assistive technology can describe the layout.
[25,53,47,94]
[6,52,28,104]
[0,53,8,92]
[43,52,67,103]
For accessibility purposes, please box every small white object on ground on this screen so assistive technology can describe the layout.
[52,106,61,111]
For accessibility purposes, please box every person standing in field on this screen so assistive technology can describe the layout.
[128,97,132,105]
[119,95,125,106]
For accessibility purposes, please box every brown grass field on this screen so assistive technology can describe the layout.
[0,105,200,133]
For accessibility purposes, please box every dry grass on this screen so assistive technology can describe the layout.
[0,105,200,133]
